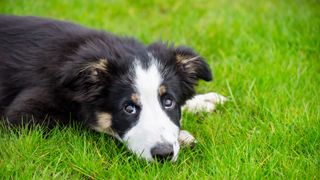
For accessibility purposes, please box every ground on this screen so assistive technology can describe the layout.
[0,0,319,179]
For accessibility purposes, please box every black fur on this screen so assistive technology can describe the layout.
[0,15,212,133]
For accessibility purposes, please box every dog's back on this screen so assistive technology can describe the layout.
[0,15,95,115]
[0,15,146,122]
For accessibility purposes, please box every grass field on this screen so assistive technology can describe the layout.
[0,0,319,179]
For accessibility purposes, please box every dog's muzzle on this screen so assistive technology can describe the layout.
[151,143,174,161]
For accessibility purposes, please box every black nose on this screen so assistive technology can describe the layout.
[151,143,174,161]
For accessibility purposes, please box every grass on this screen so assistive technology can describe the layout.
[0,0,319,179]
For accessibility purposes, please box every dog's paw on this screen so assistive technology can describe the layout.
[178,130,197,148]
[183,92,227,113]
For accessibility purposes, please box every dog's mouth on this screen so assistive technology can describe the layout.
[120,126,181,162]
[91,113,181,162]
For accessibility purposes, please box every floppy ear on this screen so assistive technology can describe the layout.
[174,46,213,103]
[78,58,108,82]
[175,46,212,82]
[59,58,109,102]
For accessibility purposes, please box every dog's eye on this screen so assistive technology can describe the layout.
[124,104,137,115]
[163,96,175,110]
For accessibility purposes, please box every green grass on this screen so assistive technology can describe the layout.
[0,0,319,179]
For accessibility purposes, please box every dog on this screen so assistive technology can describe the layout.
[0,15,226,161]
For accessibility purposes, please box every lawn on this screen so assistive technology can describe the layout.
[0,0,319,179]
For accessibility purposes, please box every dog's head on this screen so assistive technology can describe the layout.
[60,40,212,161]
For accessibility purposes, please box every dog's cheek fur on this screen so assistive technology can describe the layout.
[90,112,121,138]
[96,81,140,137]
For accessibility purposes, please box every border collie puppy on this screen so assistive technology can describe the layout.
[0,15,226,161]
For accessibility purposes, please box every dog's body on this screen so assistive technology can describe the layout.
[0,15,226,161]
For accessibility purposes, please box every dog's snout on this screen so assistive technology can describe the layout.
[151,143,174,161]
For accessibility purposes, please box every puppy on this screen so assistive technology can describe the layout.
[0,15,226,161]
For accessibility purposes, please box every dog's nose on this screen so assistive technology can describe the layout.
[151,143,174,161]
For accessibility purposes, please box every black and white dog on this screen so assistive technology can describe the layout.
[0,15,226,161]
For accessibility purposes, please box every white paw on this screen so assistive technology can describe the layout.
[183,92,227,113]
[178,130,196,147]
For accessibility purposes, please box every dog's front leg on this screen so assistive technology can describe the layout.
[179,92,227,147]
[183,92,227,113]
[178,130,197,148]
[4,87,61,127]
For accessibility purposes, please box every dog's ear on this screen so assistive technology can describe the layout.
[59,58,109,102]
[147,42,213,104]
[174,46,213,103]
[78,58,109,82]
[174,46,212,82]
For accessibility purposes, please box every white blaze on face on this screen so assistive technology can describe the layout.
[122,61,180,161]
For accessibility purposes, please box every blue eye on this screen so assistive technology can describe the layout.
[124,104,137,115]
[163,96,175,109]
